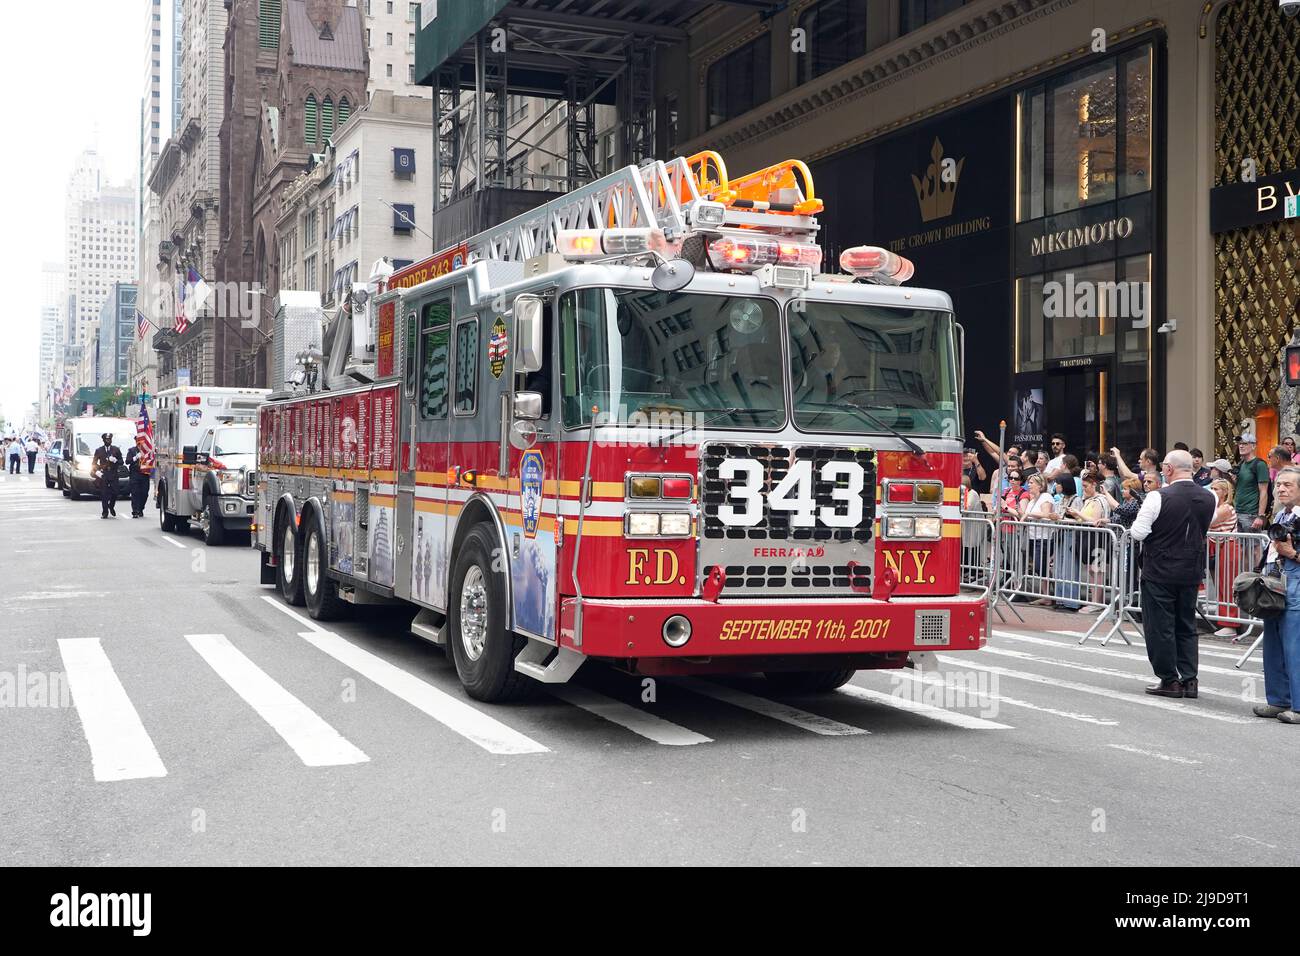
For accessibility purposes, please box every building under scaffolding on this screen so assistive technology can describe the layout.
[414,0,767,247]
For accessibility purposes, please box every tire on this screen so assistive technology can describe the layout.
[202,496,227,546]
[276,515,305,606]
[44,472,54,489]
[448,524,532,702]
[61,477,70,498]
[68,480,81,501]
[303,517,346,621]
[763,668,857,694]
[159,486,178,533]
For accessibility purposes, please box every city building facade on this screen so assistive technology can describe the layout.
[218,0,369,387]
[362,0,430,98]
[39,263,66,423]
[148,0,228,391]
[96,283,141,388]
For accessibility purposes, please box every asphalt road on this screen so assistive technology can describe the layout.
[2,468,1295,866]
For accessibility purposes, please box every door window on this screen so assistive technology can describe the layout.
[453,318,479,415]
[420,299,451,420]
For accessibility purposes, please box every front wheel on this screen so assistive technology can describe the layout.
[763,668,857,694]
[277,517,305,606]
[303,518,346,620]
[44,472,54,489]
[159,486,178,532]
[201,497,227,546]
[448,525,531,702]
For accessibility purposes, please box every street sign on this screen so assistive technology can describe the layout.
[177,368,191,387]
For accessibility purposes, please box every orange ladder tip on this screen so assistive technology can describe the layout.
[721,158,824,216]
[685,150,733,202]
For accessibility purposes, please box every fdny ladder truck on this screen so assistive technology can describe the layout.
[253,151,989,702]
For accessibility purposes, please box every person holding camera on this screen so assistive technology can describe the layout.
[1130,449,1216,698]
[1254,466,1300,723]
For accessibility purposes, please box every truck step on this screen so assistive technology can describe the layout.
[513,639,584,684]
[409,608,446,645]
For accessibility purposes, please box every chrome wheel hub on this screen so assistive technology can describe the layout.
[306,530,320,594]
[459,565,489,661]
[282,525,296,582]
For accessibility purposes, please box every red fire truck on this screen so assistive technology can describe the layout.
[254,151,988,702]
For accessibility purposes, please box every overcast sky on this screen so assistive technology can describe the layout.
[0,2,141,427]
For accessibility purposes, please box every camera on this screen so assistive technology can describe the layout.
[1267,521,1300,545]
[1283,0,1300,18]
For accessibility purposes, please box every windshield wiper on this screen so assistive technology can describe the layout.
[655,406,751,446]
[799,400,925,455]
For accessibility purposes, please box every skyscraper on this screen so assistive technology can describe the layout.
[39,263,66,422]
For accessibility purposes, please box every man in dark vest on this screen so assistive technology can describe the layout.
[91,432,123,519]
[1130,449,1216,697]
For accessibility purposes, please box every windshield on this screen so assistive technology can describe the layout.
[788,302,959,437]
[75,429,135,456]
[214,429,256,457]
[560,287,784,428]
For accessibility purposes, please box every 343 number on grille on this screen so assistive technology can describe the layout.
[718,458,865,528]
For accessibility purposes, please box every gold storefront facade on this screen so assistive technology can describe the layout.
[1213,0,1300,455]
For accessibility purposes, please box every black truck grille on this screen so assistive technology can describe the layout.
[717,563,873,591]
[701,444,876,544]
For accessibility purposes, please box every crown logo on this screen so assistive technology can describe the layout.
[911,137,964,223]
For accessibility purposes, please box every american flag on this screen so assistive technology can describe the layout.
[175,274,190,335]
[136,401,155,473]
[137,310,150,341]
[488,324,509,363]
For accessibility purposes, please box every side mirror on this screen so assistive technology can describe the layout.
[62,448,72,461]
[196,452,211,466]
[513,295,544,374]
[954,321,965,400]
[513,391,542,421]
[182,445,198,466]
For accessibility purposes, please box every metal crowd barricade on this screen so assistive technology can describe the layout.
[959,511,995,588]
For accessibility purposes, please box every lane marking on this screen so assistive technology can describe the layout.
[837,682,1013,729]
[297,630,549,755]
[58,638,167,782]
[161,535,189,549]
[260,594,325,632]
[1106,743,1202,765]
[980,644,1262,703]
[676,678,867,735]
[549,686,712,746]
[186,633,368,767]
[891,669,1116,726]
[1047,629,1253,663]
[998,630,1263,678]
[935,655,1253,724]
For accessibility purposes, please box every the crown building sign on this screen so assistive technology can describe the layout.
[888,139,993,253]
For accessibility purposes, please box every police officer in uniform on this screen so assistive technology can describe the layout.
[125,435,151,518]
[92,432,123,519]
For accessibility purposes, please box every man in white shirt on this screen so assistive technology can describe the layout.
[1043,433,1068,480]
[1130,449,1217,698]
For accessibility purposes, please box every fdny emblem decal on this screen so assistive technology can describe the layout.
[520,450,543,539]
[489,316,509,379]
[186,408,202,426]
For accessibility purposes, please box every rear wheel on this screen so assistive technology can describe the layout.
[763,668,857,694]
[303,518,346,621]
[159,485,178,532]
[277,517,305,606]
[201,497,227,546]
[448,525,531,702]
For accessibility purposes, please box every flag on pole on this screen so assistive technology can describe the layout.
[175,274,190,335]
[136,400,155,473]
[137,309,150,341]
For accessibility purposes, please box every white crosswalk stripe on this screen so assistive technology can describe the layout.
[998,630,1263,678]
[58,638,167,782]
[549,686,713,745]
[186,634,369,767]
[935,654,1254,723]
[979,644,1261,703]
[297,630,550,755]
[675,678,868,735]
[837,681,1013,729]
[888,669,1117,725]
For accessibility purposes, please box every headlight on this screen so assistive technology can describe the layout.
[659,513,691,536]
[218,469,243,495]
[885,516,915,538]
[626,513,660,536]
[74,455,92,472]
[914,517,943,539]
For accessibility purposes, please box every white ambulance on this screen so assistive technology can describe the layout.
[154,386,269,544]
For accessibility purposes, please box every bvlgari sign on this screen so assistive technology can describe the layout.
[1210,167,1300,234]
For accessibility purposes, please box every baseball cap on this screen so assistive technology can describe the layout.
[1210,458,1232,472]
[1238,433,1256,444]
